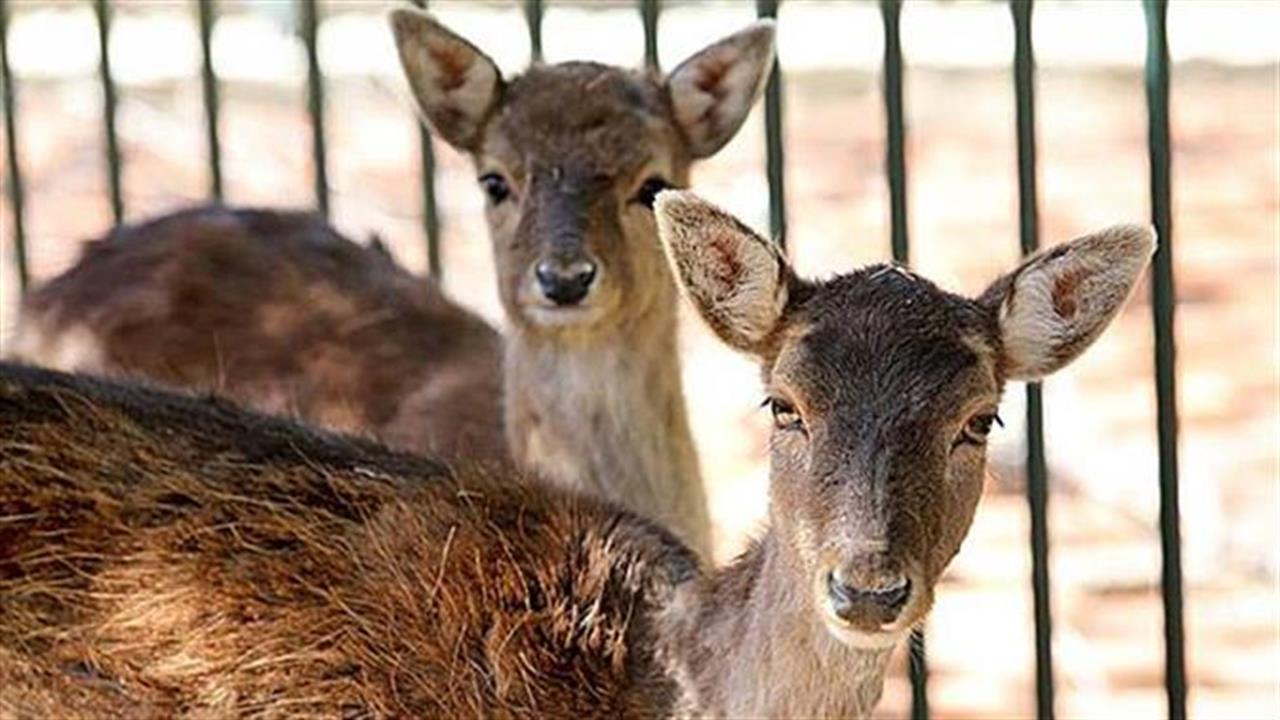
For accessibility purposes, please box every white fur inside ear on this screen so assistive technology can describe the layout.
[999,224,1155,379]
[391,9,501,149]
[655,191,787,350]
[666,20,776,159]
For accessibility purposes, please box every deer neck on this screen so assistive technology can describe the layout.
[658,530,896,718]
[503,295,709,555]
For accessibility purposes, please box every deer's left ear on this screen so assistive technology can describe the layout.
[654,191,790,354]
[981,225,1156,380]
[665,20,775,159]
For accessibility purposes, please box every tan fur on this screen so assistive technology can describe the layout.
[10,207,506,461]
[391,9,777,557]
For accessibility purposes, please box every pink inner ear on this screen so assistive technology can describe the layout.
[693,55,732,119]
[427,41,474,93]
[707,234,744,290]
[1051,267,1085,319]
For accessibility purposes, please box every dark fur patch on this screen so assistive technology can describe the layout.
[1052,267,1083,319]
[427,41,474,93]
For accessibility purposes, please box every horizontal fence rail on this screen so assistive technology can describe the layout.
[0,2,1186,716]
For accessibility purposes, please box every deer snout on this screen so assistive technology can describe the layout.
[824,563,912,628]
[534,254,598,306]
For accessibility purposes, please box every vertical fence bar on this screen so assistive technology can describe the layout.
[525,0,543,63]
[881,0,908,265]
[1011,2,1055,717]
[640,0,659,70]
[0,0,28,291]
[197,0,222,201]
[409,0,441,279]
[418,124,440,278]
[756,0,786,248]
[880,1,926,715]
[1143,1,1187,717]
[93,0,123,223]
[299,0,329,217]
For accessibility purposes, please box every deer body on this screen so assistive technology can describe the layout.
[0,363,693,718]
[0,191,1153,718]
[10,206,506,460]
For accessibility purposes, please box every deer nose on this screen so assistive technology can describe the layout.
[826,568,912,624]
[535,256,597,306]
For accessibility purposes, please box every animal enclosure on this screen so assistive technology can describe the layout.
[1,0,1276,717]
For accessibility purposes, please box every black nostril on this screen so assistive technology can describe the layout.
[826,572,912,618]
[535,259,597,306]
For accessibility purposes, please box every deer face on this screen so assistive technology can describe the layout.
[391,8,775,337]
[655,191,1153,649]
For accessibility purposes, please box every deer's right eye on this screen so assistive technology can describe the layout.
[478,173,511,204]
[768,397,805,434]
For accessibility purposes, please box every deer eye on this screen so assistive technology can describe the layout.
[767,397,805,433]
[954,411,1003,449]
[478,173,511,205]
[632,176,674,209]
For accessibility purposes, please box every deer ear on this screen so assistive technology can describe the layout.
[982,224,1155,380]
[655,191,789,353]
[390,8,503,151]
[665,20,776,159]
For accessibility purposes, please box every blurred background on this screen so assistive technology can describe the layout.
[0,0,1276,717]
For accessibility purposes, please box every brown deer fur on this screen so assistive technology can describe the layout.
[0,363,695,718]
[0,192,1152,718]
[11,206,506,461]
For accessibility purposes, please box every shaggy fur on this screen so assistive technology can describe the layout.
[11,206,506,461]
[0,363,694,718]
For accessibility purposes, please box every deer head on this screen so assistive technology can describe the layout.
[655,191,1153,649]
[391,8,774,338]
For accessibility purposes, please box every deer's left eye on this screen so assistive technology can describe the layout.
[632,176,674,209]
[768,397,805,433]
[954,412,1002,449]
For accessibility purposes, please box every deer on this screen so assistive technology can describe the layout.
[9,207,508,460]
[7,9,779,558]
[0,190,1153,718]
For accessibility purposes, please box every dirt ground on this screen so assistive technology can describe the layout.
[1,13,1276,718]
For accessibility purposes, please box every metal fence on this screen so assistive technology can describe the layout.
[0,1,1185,717]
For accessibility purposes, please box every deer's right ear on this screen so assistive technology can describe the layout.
[665,20,776,159]
[390,8,503,151]
[655,191,789,353]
